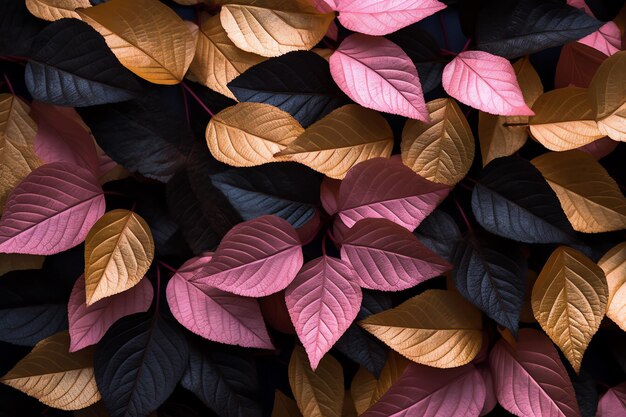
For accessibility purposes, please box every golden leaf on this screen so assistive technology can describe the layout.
[272,390,303,417]
[25,0,90,21]
[289,345,343,417]
[206,102,304,167]
[589,51,626,141]
[401,98,474,185]
[531,246,608,372]
[360,289,483,368]
[350,367,376,415]
[77,0,196,85]
[529,87,604,151]
[369,352,409,407]
[342,392,358,417]
[84,209,154,305]
[0,253,45,277]
[598,242,626,331]
[220,0,334,57]
[188,14,265,100]
[274,104,393,179]
[531,150,626,232]
[1,332,100,410]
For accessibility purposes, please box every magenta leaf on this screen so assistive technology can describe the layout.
[340,218,451,290]
[337,158,450,230]
[192,215,303,297]
[489,328,581,417]
[329,34,429,120]
[597,382,626,417]
[68,274,153,352]
[166,253,274,349]
[285,255,361,370]
[0,162,105,255]
[578,22,621,56]
[442,51,535,116]
[479,367,497,416]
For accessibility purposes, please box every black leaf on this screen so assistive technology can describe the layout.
[414,209,461,261]
[0,0,46,56]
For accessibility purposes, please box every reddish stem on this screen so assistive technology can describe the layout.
[3,73,15,96]
[461,38,472,52]
[453,197,473,232]
[440,49,457,57]
[157,260,178,274]
[181,82,214,117]
[181,84,191,127]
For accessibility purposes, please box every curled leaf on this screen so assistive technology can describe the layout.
[25,0,90,21]
[589,51,626,141]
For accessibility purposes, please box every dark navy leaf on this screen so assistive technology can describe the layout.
[0,0,46,56]
[414,209,461,261]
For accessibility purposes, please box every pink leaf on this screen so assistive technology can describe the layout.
[361,363,486,417]
[325,20,339,42]
[479,367,497,416]
[555,42,606,89]
[337,158,450,230]
[285,256,361,370]
[320,176,341,215]
[68,274,153,352]
[329,34,429,120]
[442,51,535,116]
[166,253,274,349]
[335,0,446,36]
[597,382,626,417]
[296,209,322,245]
[340,218,451,290]
[578,22,622,56]
[0,163,105,255]
[489,328,581,417]
[567,0,594,16]
[192,215,303,297]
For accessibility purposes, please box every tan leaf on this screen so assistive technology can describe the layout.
[342,391,358,417]
[531,150,626,232]
[589,51,626,140]
[360,289,483,368]
[220,0,334,57]
[598,242,626,331]
[531,246,608,372]
[369,352,409,407]
[206,102,304,167]
[350,367,376,415]
[188,14,265,100]
[0,253,45,277]
[313,48,333,60]
[289,345,344,417]
[274,104,393,179]
[25,0,90,21]
[272,390,303,417]
[1,332,100,410]
[401,98,474,185]
[77,0,196,85]
[84,209,154,305]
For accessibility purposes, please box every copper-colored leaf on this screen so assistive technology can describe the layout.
[77,0,196,84]
[531,150,626,232]
[274,104,393,179]
[401,98,474,185]
[0,253,45,277]
[589,51,626,140]
[350,367,377,415]
[342,392,358,417]
[360,289,483,368]
[0,332,100,410]
[598,242,626,331]
[369,352,410,407]
[272,390,303,417]
[531,246,608,372]
[25,0,90,21]
[84,209,154,305]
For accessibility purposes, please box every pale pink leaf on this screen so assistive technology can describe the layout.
[578,22,622,56]
[192,215,303,297]
[479,367,497,416]
[489,328,581,417]
[329,34,429,120]
[567,0,594,17]
[285,256,361,370]
[340,218,451,290]
[337,158,450,230]
[68,274,153,352]
[442,51,535,116]
[0,162,105,255]
[335,0,446,36]
[166,253,274,349]
[320,176,341,215]
[361,363,486,417]
[597,382,626,417]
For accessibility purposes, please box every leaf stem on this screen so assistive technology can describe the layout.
[502,122,529,127]
[3,73,15,96]
[181,81,215,117]
[453,196,473,232]
[181,84,191,127]
[461,38,472,52]
[157,260,178,274]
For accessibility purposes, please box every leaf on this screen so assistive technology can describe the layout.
[531,246,608,372]
[471,156,577,244]
[68,274,153,352]
[489,328,582,417]
[220,0,334,57]
[413,209,461,261]
[337,158,450,230]
[25,0,90,21]
[369,352,410,406]
[274,105,394,179]
[0,253,44,277]
[442,51,534,116]
[598,242,626,331]
[329,34,428,120]
[288,345,344,417]
[589,51,626,141]
[401,98,474,185]
[205,102,304,167]
[350,367,376,415]
[0,162,105,255]
[531,150,626,232]
[578,136,618,160]
[597,382,626,417]
[228,51,348,127]
[94,313,189,417]
[0,0,47,56]
[578,22,621,56]
[286,256,361,370]
[25,19,141,107]
[476,0,602,59]
[320,177,341,216]
[360,289,483,368]
[1,331,100,410]
[555,42,606,89]
[272,390,302,417]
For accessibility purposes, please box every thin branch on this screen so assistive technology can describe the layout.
[181,81,214,117]
[3,73,15,96]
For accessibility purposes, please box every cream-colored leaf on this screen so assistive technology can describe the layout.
[206,102,304,167]
[350,367,376,415]
[220,0,334,57]
[401,98,474,185]
[589,51,626,141]
[531,150,626,232]
[289,345,344,417]
[84,209,154,305]
[360,289,483,368]
[1,332,100,410]
[598,242,626,331]
[77,0,196,85]
[272,390,303,417]
[274,104,393,179]
[0,253,45,277]
[25,0,90,21]
[369,352,409,407]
